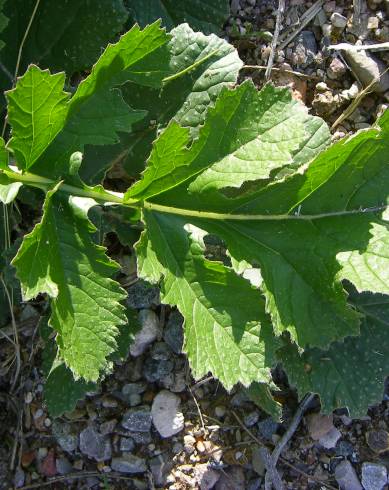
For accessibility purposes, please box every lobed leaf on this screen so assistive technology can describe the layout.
[13,188,127,381]
[137,210,280,389]
[29,22,171,180]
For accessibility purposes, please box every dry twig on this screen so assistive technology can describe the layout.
[265,0,286,81]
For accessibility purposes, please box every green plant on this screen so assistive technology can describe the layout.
[1,22,388,418]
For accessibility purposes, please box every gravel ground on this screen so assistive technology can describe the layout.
[1,1,389,489]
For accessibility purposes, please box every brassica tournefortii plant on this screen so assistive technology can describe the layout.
[0,21,388,418]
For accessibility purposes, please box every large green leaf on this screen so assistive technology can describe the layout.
[130,88,389,352]
[136,210,280,389]
[127,0,229,34]
[127,82,330,201]
[6,66,70,170]
[279,290,389,418]
[81,23,243,183]
[29,22,170,180]
[13,188,127,381]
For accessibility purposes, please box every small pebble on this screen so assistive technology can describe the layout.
[152,390,184,438]
[366,429,389,453]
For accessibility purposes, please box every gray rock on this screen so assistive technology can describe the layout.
[257,417,279,441]
[149,454,173,487]
[122,406,152,432]
[152,390,184,438]
[151,341,172,360]
[56,457,73,475]
[127,280,160,309]
[244,411,259,428]
[99,419,117,435]
[111,454,147,474]
[361,462,387,490]
[162,370,187,393]
[164,310,184,354]
[319,426,342,449]
[144,358,174,382]
[215,466,245,490]
[194,463,220,490]
[334,460,363,490]
[123,431,152,445]
[130,309,161,357]
[307,413,335,440]
[343,49,389,93]
[121,382,147,406]
[331,12,347,29]
[52,420,78,453]
[79,426,112,462]
[120,437,135,452]
[336,440,355,457]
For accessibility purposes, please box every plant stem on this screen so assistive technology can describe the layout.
[1,169,138,207]
[2,168,387,221]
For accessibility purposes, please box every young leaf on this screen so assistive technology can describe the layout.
[127,0,229,34]
[6,66,70,170]
[279,291,389,418]
[137,210,280,389]
[13,188,127,381]
[126,82,330,201]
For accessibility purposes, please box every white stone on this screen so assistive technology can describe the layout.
[152,390,184,438]
[130,309,161,357]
